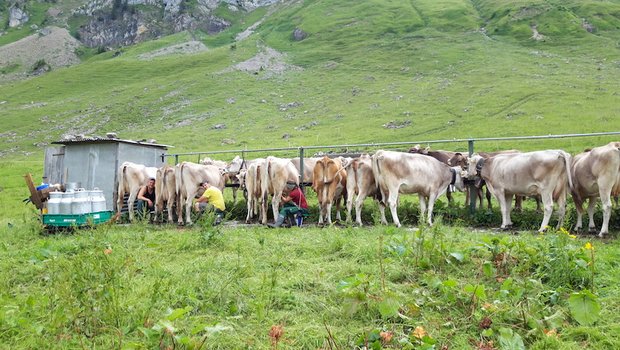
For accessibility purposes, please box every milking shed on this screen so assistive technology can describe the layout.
[44,136,169,211]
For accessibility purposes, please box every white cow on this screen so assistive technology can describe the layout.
[571,142,620,236]
[372,150,465,227]
[236,158,265,223]
[345,154,386,226]
[116,161,157,221]
[155,165,177,223]
[260,157,300,225]
[468,150,573,232]
[175,161,226,225]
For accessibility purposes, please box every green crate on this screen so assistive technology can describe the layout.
[43,211,114,227]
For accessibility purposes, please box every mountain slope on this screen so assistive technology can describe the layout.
[1,0,620,159]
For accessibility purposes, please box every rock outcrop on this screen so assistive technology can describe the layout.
[9,6,29,27]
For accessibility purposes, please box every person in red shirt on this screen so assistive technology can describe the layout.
[268,182,308,228]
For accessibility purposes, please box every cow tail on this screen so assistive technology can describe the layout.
[116,163,128,212]
[372,152,385,204]
[562,151,573,190]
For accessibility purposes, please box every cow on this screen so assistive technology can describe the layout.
[260,157,300,225]
[154,165,177,223]
[409,145,468,205]
[571,142,620,236]
[116,161,157,222]
[467,150,573,232]
[372,150,466,227]
[175,161,226,225]
[344,154,386,225]
[312,156,347,225]
[236,158,265,223]
[200,156,244,203]
[291,157,321,184]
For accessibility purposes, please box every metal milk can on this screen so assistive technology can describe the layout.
[47,192,62,215]
[60,191,74,214]
[90,188,107,212]
[72,188,90,214]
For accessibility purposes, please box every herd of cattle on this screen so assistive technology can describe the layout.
[115,142,620,237]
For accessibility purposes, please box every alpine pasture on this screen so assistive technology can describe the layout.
[1,0,620,348]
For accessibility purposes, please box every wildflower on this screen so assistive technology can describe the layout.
[103,248,112,255]
[380,331,393,343]
[269,325,284,346]
[584,242,594,250]
[544,329,559,338]
[412,326,427,339]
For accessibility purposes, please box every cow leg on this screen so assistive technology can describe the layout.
[346,190,354,223]
[232,187,238,205]
[355,191,367,226]
[388,191,400,227]
[272,192,281,225]
[127,190,138,222]
[573,194,585,232]
[177,194,185,225]
[246,196,253,223]
[555,193,567,230]
[535,196,542,212]
[326,200,333,225]
[426,194,439,226]
[418,194,427,226]
[184,196,194,225]
[167,197,175,223]
[464,186,471,209]
[485,187,492,210]
[599,189,613,237]
[538,193,554,232]
[514,195,523,212]
[477,188,484,209]
[446,188,453,205]
[586,197,597,232]
[494,190,510,229]
[261,193,269,225]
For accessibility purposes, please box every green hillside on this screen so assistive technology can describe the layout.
[1,0,620,161]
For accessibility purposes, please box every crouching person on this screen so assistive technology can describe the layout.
[268,182,308,228]
[196,181,225,225]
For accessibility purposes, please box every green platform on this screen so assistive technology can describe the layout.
[43,211,114,227]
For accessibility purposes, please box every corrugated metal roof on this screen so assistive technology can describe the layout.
[52,137,171,149]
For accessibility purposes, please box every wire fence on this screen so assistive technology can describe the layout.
[161,131,620,214]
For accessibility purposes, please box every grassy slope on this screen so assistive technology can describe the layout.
[0,0,619,162]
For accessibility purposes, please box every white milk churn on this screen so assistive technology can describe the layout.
[60,190,74,214]
[90,188,107,212]
[47,192,62,214]
[72,188,90,214]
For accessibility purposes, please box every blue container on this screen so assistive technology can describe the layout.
[36,184,49,191]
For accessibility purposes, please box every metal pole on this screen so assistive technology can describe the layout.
[468,139,476,215]
[174,154,179,165]
[299,147,305,194]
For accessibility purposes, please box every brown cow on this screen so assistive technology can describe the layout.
[467,150,572,232]
[372,150,466,227]
[155,165,178,223]
[345,154,386,225]
[571,142,620,236]
[312,156,347,225]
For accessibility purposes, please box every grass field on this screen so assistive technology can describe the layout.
[1,217,619,349]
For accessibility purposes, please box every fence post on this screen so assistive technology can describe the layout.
[174,154,179,165]
[468,139,476,215]
[299,147,305,194]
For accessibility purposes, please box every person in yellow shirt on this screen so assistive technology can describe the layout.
[196,181,226,225]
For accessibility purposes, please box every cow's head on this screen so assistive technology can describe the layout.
[447,152,468,169]
[466,154,484,179]
[408,144,423,154]
[449,167,468,192]
[235,170,247,190]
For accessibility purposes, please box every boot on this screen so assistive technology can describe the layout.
[268,214,286,228]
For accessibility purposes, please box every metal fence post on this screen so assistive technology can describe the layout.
[468,139,476,215]
[299,147,305,193]
[174,154,179,165]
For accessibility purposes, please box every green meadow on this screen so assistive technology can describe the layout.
[2,0,620,348]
